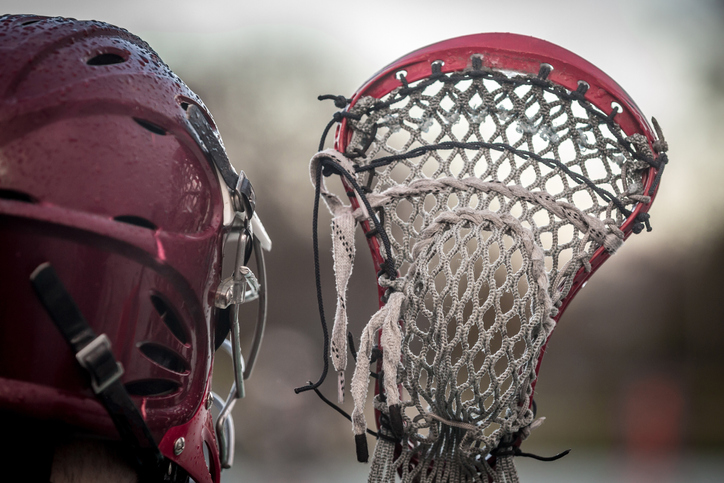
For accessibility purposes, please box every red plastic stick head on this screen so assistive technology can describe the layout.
[319,33,666,479]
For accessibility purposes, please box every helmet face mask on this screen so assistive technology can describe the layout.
[0,14,268,483]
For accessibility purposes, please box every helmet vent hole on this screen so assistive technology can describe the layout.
[133,118,166,135]
[150,294,188,345]
[138,343,189,374]
[125,379,181,397]
[87,53,126,66]
[0,189,36,203]
[114,215,157,230]
[177,97,217,130]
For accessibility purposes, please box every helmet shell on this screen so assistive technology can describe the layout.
[0,14,228,482]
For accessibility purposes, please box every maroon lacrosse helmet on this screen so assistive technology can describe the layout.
[0,14,268,483]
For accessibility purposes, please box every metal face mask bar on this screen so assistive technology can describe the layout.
[186,104,271,470]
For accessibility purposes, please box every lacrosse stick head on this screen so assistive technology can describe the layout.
[0,14,269,483]
[312,33,666,481]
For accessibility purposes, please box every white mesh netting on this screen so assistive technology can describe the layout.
[345,67,653,298]
[312,63,657,483]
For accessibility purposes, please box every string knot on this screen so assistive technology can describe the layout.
[651,117,668,154]
[636,212,652,232]
[378,275,405,293]
[318,94,350,109]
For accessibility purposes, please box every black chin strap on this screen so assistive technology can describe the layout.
[29,262,169,482]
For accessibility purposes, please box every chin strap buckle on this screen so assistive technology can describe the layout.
[75,334,125,394]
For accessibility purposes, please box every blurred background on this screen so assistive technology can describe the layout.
[6,0,724,481]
